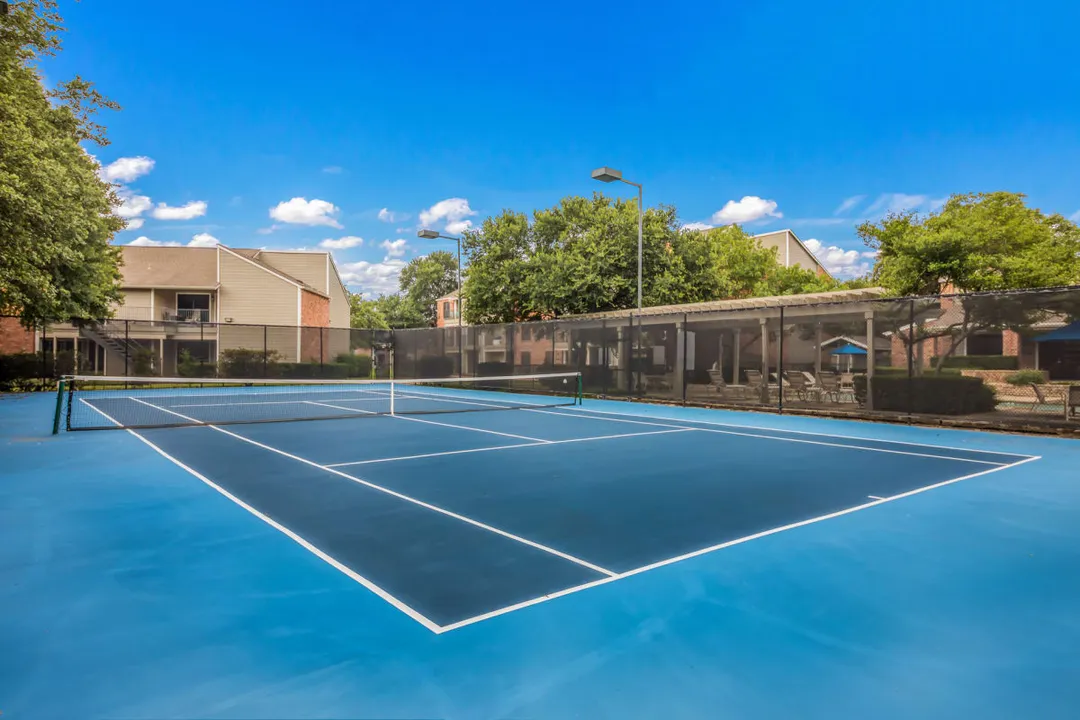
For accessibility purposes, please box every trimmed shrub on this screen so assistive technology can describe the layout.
[278,362,351,379]
[418,355,454,378]
[854,375,996,415]
[1004,370,1047,386]
[938,355,1019,371]
[219,348,282,378]
[334,352,373,378]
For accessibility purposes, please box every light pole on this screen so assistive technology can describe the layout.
[592,167,644,394]
[418,229,463,376]
[591,166,643,313]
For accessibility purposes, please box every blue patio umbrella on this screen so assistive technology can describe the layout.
[829,342,867,371]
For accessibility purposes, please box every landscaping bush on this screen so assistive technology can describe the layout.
[418,355,454,378]
[277,362,351,379]
[938,355,1019,371]
[219,348,282,378]
[177,349,216,378]
[854,374,996,415]
[334,352,373,378]
[1004,370,1047,386]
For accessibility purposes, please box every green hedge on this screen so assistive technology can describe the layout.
[277,362,351,379]
[418,355,455,378]
[854,375,996,415]
[333,353,373,378]
[937,355,1019,370]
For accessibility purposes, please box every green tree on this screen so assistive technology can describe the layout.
[374,294,425,328]
[398,250,458,326]
[1,0,125,327]
[348,292,389,329]
[462,193,840,323]
[860,192,1080,371]
[859,192,1080,296]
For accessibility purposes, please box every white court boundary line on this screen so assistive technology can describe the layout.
[127,397,615,579]
[553,404,1039,459]
[326,428,695,467]
[438,454,1042,632]
[77,398,443,633]
[79,396,1042,635]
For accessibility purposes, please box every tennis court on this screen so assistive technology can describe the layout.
[4,374,1080,718]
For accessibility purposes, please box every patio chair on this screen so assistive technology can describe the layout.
[1068,385,1080,421]
[782,370,809,402]
[817,371,842,403]
[708,370,744,400]
[1029,383,1050,413]
[744,369,777,403]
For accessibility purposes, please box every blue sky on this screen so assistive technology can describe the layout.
[43,0,1080,293]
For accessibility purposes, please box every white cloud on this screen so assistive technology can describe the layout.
[804,238,873,278]
[100,156,155,183]
[127,236,180,247]
[338,259,407,295]
[378,207,409,223]
[322,166,344,174]
[124,218,145,231]
[319,236,364,249]
[269,197,342,228]
[864,193,928,216]
[419,197,476,233]
[833,195,866,216]
[710,196,782,225]
[929,197,948,212]
[682,222,714,231]
[1068,209,1080,223]
[151,200,208,220]
[115,189,152,219]
[188,232,220,247]
[380,239,407,258]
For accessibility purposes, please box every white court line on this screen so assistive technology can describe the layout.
[558,405,1039,459]
[868,495,885,500]
[303,399,552,443]
[77,398,443,633]
[127,397,615,579]
[438,454,1042,633]
[542,408,1010,466]
[326,428,696,467]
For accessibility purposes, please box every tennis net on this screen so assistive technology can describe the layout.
[57,372,582,431]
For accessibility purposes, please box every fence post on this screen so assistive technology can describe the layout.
[263,324,268,377]
[778,306,785,413]
[320,328,325,372]
[601,319,608,398]
[908,298,915,418]
[52,379,65,435]
[682,312,688,404]
[124,320,130,377]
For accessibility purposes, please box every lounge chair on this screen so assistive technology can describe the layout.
[782,370,810,402]
[708,370,744,400]
[1068,385,1080,421]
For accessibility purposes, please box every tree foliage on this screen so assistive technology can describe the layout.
[461,193,835,323]
[0,0,125,327]
[859,192,1080,296]
[398,250,458,326]
[348,293,389,330]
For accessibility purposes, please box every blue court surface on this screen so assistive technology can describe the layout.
[3,388,1080,719]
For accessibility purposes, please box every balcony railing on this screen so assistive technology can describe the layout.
[163,308,211,323]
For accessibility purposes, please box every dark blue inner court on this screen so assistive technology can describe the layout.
[135,404,1032,630]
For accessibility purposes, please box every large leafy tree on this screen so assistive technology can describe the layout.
[1,0,125,327]
[348,293,389,330]
[860,192,1080,371]
[859,192,1080,296]
[373,294,425,329]
[398,250,458,326]
[462,193,838,323]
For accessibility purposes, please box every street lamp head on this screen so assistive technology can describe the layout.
[591,166,623,183]
[417,229,440,239]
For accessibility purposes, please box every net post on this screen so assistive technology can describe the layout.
[390,379,395,415]
[777,306,785,414]
[577,372,583,405]
[65,376,75,431]
[52,378,65,434]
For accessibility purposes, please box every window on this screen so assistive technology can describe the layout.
[176,293,211,322]
[520,326,532,341]
[968,332,1004,356]
[520,351,531,367]
[544,351,553,365]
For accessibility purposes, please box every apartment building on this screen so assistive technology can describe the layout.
[38,244,351,375]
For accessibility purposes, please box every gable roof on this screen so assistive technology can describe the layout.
[120,246,218,289]
[217,246,329,297]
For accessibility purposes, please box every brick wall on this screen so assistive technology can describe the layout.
[0,317,35,354]
[299,291,330,362]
